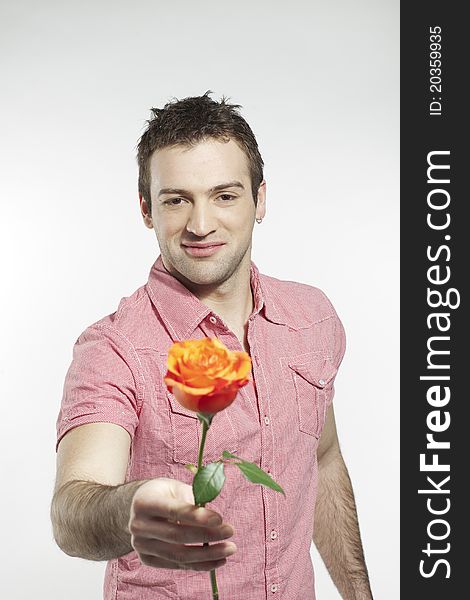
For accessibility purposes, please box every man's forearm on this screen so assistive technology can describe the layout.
[50,478,151,561]
[313,449,373,600]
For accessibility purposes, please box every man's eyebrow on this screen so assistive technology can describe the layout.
[158,180,245,198]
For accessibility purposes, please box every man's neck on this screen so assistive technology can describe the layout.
[169,254,254,334]
[190,262,254,331]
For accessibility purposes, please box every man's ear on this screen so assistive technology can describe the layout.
[255,180,267,220]
[139,194,153,229]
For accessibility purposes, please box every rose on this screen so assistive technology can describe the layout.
[163,337,284,599]
[164,337,252,415]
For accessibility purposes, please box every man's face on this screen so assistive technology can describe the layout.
[141,137,266,287]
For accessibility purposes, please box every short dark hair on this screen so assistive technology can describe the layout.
[137,90,264,216]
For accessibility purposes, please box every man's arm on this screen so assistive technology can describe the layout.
[50,422,151,560]
[313,405,373,600]
[50,422,236,568]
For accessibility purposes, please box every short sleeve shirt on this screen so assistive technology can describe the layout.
[56,254,346,600]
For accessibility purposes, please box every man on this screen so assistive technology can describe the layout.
[51,91,373,599]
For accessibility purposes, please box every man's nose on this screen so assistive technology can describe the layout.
[185,202,216,237]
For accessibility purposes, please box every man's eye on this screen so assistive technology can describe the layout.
[164,198,184,206]
[218,194,236,201]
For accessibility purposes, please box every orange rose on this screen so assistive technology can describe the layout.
[164,337,252,415]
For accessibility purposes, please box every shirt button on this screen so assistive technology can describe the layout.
[270,530,278,540]
[264,416,270,425]
[271,583,278,592]
[209,316,217,324]
[318,379,326,385]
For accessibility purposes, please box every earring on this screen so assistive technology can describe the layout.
[256,218,263,224]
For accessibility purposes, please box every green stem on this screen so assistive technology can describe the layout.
[210,568,219,598]
[197,418,208,470]
[195,415,219,600]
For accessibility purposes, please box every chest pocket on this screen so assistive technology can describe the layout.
[167,390,240,465]
[288,353,338,439]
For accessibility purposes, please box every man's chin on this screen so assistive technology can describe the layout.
[162,246,247,287]
[181,266,226,286]
[177,256,236,286]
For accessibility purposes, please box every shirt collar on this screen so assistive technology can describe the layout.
[145,254,286,341]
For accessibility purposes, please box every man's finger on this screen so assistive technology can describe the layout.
[133,494,222,527]
[137,538,237,565]
[133,517,234,544]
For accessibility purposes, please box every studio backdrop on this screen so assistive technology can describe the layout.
[0,1,398,598]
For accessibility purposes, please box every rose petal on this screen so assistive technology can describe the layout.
[185,373,215,388]
[170,379,215,396]
[172,386,202,412]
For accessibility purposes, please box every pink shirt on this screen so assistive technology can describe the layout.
[56,254,346,600]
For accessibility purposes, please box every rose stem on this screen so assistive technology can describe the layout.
[197,419,208,471]
[196,417,219,599]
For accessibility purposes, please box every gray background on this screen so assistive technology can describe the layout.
[0,1,399,598]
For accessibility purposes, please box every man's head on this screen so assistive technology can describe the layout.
[137,91,266,287]
[137,90,264,218]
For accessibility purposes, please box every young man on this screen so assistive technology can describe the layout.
[51,91,373,599]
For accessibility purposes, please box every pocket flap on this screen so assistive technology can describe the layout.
[288,354,337,388]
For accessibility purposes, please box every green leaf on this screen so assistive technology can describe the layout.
[222,451,285,496]
[193,462,226,504]
[185,463,197,474]
[235,461,285,496]
[222,450,241,460]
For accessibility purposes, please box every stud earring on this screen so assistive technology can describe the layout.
[256,218,263,224]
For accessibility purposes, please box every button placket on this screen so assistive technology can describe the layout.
[246,316,280,577]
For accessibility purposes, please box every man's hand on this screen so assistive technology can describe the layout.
[129,477,237,571]
[52,423,237,565]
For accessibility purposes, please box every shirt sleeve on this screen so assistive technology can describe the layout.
[324,312,347,410]
[55,323,142,452]
[333,313,347,371]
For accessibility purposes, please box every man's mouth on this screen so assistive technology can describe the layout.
[181,242,226,257]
